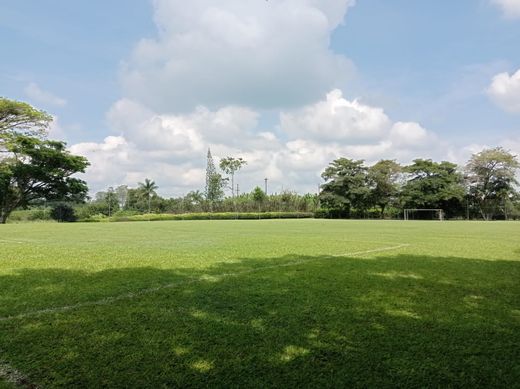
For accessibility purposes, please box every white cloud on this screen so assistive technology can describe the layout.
[280,89,391,143]
[487,69,520,113]
[24,83,67,107]
[389,122,436,149]
[120,0,356,112]
[71,90,454,196]
[491,0,520,19]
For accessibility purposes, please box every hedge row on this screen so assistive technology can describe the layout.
[82,212,314,222]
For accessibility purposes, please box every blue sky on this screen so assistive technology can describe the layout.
[1,0,519,196]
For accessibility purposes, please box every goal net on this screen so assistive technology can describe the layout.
[404,209,445,221]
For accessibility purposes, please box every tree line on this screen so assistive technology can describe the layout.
[319,150,519,220]
[1,97,519,223]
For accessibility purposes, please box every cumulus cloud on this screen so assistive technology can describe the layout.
[280,89,391,143]
[71,90,453,196]
[120,0,356,112]
[491,0,520,19]
[487,69,520,113]
[24,83,67,107]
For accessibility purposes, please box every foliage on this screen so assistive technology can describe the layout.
[114,185,129,209]
[0,97,52,149]
[50,203,77,222]
[219,156,247,196]
[320,158,371,217]
[465,147,520,220]
[89,188,120,216]
[251,186,266,203]
[205,149,226,202]
[138,178,158,214]
[105,211,314,222]
[7,207,52,222]
[368,159,402,218]
[400,159,465,217]
[0,221,519,387]
[0,135,89,223]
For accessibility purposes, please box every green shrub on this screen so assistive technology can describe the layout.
[102,212,314,223]
[8,208,53,222]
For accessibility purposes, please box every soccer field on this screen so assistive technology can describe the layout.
[1,220,519,388]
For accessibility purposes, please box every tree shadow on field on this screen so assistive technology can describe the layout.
[0,254,520,388]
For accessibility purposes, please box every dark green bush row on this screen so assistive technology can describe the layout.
[81,211,314,223]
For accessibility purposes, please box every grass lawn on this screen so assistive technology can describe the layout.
[0,219,519,387]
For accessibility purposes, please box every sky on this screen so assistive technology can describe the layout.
[1,0,519,197]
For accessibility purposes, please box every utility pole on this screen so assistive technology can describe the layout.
[236,184,240,197]
[264,178,268,195]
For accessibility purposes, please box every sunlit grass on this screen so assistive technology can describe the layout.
[0,220,519,387]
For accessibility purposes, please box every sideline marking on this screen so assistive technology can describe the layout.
[0,243,410,322]
[0,360,38,389]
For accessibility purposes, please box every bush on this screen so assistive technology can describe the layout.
[7,208,53,222]
[104,212,314,223]
[51,204,77,222]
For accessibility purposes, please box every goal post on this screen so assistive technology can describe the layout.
[404,209,445,221]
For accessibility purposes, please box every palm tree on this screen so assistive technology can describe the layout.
[138,178,158,214]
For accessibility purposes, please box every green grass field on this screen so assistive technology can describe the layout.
[0,220,519,388]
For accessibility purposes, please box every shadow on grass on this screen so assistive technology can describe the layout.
[1,254,520,388]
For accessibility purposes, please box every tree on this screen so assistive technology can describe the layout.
[115,185,128,209]
[205,149,226,203]
[368,160,402,218]
[0,135,89,223]
[320,158,370,217]
[1,98,51,152]
[183,190,205,212]
[400,159,464,217]
[251,186,266,213]
[465,147,520,220]
[219,156,247,197]
[92,187,120,216]
[138,178,158,214]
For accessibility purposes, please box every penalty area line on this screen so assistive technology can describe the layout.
[0,243,410,323]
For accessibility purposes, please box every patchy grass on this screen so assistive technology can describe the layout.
[0,220,519,387]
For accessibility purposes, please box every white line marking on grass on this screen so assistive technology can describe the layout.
[0,244,410,322]
[0,239,26,244]
[0,360,38,388]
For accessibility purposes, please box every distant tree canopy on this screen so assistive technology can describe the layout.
[368,159,402,218]
[320,152,519,220]
[400,159,465,217]
[205,149,226,202]
[465,147,519,220]
[219,156,247,197]
[0,98,89,223]
[320,158,371,217]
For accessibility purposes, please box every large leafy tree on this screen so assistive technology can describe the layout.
[320,158,371,216]
[0,135,89,223]
[400,159,464,216]
[465,147,519,220]
[368,159,402,218]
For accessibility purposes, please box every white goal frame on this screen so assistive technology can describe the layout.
[404,208,445,221]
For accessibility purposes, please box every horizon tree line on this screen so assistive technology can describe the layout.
[1,97,519,222]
